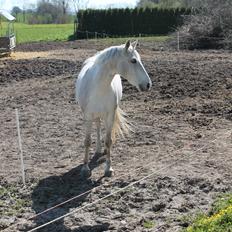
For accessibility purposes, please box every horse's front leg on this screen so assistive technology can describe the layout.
[96,118,102,154]
[81,120,92,178]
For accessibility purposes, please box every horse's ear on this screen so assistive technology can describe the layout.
[131,40,138,50]
[125,40,131,51]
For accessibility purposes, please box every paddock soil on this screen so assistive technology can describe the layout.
[0,40,232,232]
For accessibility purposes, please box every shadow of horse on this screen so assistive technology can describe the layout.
[30,153,109,232]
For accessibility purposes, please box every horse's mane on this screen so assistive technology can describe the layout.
[83,45,123,67]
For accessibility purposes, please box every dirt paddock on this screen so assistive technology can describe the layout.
[0,40,232,232]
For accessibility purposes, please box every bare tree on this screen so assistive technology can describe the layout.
[172,0,232,49]
[27,0,71,24]
[52,0,69,15]
[72,0,89,13]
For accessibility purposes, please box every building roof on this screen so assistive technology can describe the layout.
[0,9,15,21]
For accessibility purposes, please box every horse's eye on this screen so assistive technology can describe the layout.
[131,58,137,64]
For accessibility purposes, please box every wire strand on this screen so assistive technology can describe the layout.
[26,132,231,232]
[27,160,184,232]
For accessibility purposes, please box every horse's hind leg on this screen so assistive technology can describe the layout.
[104,131,114,177]
[104,115,114,177]
[81,120,92,178]
[96,118,102,154]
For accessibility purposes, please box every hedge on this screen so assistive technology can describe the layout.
[76,7,190,39]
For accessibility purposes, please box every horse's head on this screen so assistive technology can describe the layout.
[117,40,152,92]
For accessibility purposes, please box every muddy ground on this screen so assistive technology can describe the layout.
[0,40,232,232]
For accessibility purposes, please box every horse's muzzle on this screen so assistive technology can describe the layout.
[139,82,151,92]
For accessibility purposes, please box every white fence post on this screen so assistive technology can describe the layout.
[86,31,88,40]
[177,31,180,51]
[16,109,26,186]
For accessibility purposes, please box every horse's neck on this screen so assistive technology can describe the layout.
[94,58,118,87]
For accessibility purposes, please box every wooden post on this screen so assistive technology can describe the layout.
[16,109,26,185]
[74,19,77,39]
[138,34,142,47]
[86,31,88,40]
[95,32,97,40]
[177,31,180,51]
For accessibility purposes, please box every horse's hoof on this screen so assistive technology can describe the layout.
[95,148,102,154]
[94,151,103,157]
[104,168,114,177]
[81,165,91,178]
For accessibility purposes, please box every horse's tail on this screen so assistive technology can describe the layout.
[111,107,132,143]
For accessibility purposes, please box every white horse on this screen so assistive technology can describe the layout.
[75,40,151,177]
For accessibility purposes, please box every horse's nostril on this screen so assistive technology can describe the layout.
[147,82,150,89]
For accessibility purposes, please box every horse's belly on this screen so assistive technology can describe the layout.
[76,72,122,118]
[87,92,116,114]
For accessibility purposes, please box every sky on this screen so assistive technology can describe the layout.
[0,0,138,12]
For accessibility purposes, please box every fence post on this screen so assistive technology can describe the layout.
[74,19,78,39]
[177,31,180,51]
[86,31,88,40]
[138,33,142,47]
[95,32,97,40]
[16,109,26,186]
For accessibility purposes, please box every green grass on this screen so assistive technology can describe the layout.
[182,193,232,232]
[0,185,31,217]
[0,22,74,43]
[143,220,155,229]
[0,22,168,44]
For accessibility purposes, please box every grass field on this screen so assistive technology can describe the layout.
[0,22,169,44]
[0,22,74,43]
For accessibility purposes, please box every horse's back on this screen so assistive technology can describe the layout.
[75,63,94,111]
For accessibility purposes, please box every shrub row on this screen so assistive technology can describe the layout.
[76,8,190,39]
